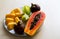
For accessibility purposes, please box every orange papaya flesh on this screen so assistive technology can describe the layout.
[24,11,46,36]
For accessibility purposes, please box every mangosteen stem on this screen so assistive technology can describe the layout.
[31,3,34,6]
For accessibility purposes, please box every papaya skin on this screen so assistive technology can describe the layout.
[24,11,46,36]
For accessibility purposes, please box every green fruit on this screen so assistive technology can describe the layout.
[22,5,30,15]
[22,14,29,21]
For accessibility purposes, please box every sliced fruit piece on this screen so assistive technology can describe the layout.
[6,18,14,24]
[22,5,30,15]
[15,13,22,17]
[7,22,17,30]
[22,14,29,21]
[6,13,15,19]
[24,11,46,36]
[15,17,20,23]
[11,8,22,14]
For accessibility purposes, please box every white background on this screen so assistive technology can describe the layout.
[0,0,60,39]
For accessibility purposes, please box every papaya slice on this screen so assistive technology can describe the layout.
[24,11,46,36]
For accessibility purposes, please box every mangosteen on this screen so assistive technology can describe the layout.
[30,3,41,13]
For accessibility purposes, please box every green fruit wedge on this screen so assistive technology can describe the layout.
[22,14,29,21]
[22,5,30,15]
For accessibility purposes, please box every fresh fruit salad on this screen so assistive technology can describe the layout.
[5,3,46,36]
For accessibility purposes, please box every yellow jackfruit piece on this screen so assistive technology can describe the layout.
[11,8,21,13]
[15,17,20,23]
[6,18,14,24]
[6,13,15,18]
[7,22,17,30]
